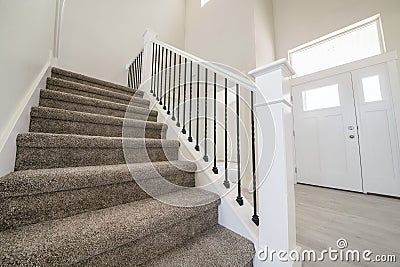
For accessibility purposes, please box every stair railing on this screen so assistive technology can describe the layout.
[126,30,299,265]
[127,49,143,90]
[126,31,260,226]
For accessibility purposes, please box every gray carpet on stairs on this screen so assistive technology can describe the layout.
[0,67,255,266]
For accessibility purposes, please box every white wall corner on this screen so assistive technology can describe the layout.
[0,50,54,177]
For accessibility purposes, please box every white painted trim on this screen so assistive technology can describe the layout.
[290,51,398,86]
[152,39,257,91]
[53,0,65,58]
[249,58,296,78]
[255,98,292,108]
[0,51,53,153]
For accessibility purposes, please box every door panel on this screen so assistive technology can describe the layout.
[352,64,400,196]
[293,73,363,192]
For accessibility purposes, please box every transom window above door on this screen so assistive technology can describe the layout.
[289,15,386,77]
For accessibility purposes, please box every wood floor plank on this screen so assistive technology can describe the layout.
[296,184,400,266]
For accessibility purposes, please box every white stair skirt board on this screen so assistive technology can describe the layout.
[0,50,54,177]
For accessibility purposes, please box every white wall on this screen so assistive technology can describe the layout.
[0,0,56,176]
[185,0,257,74]
[273,0,400,59]
[254,0,276,67]
[58,0,186,85]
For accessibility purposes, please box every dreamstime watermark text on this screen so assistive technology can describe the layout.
[257,239,397,264]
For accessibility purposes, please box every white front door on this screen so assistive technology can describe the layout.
[352,64,400,196]
[292,73,363,192]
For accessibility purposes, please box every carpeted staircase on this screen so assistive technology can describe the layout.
[0,67,255,266]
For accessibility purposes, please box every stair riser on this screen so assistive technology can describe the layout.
[52,73,139,97]
[39,98,157,122]
[46,84,148,108]
[74,208,218,267]
[0,173,195,231]
[15,146,179,171]
[30,118,166,139]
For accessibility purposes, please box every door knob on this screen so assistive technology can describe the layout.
[349,135,355,139]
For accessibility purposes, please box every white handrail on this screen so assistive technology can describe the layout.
[152,39,257,91]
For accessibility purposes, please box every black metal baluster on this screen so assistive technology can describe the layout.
[135,57,139,90]
[250,91,259,226]
[131,62,135,89]
[212,72,218,174]
[236,84,244,206]
[135,58,139,89]
[182,58,188,134]
[135,59,138,89]
[167,50,172,114]
[203,68,209,162]
[163,49,168,110]
[188,61,194,143]
[128,65,132,88]
[133,60,137,90]
[157,46,162,99]
[136,54,142,90]
[176,55,182,127]
[195,64,200,152]
[154,44,160,97]
[158,47,164,103]
[223,78,230,188]
[150,43,155,94]
[140,50,143,85]
[172,53,177,121]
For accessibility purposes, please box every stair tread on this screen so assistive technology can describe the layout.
[0,161,196,198]
[40,90,157,117]
[0,189,220,266]
[52,67,137,95]
[31,106,164,128]
[145,224,255,267]
[47,77,145,101]
[16,132,179,148]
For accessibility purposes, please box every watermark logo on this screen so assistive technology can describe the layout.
[257,238,397,264]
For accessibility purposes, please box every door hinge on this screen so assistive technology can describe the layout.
[293,131,296,137]
[295,167,298,174]
[290,95,293,103]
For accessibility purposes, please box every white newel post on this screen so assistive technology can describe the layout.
[249,59,299,267]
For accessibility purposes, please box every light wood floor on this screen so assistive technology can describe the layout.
[296,184,400,266]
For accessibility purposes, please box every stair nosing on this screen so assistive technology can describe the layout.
[40,89,157,117]
[47,77,147,103]
[31,107,164,129]
[16,132,180,149]
[51,67,140,95]
[0,161,197,198]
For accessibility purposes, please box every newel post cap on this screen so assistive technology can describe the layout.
[248,58,296,78]
[143,29,158,44]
